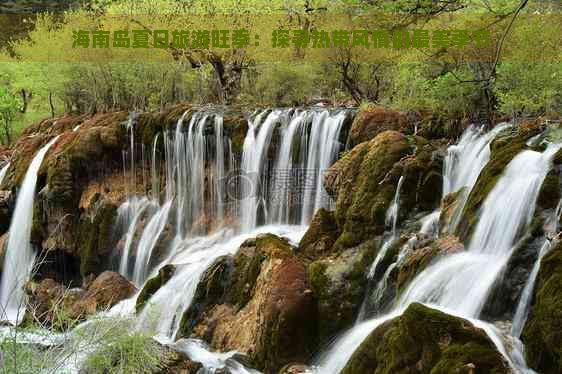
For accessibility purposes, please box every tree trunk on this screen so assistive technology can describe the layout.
[20,89,27,113]
[49,91,55,118]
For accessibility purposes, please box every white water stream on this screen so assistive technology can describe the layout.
[0,136,60,325]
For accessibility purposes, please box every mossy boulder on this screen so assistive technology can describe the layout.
[326,131,411,249]
[521,239,562,374]
[308,240,377,343]
[395,136,443,212]
[179,233,315,373]
[223,111,249,158]
[77,196,118,277]
[298,208,339,260]
[348,106,409,146]
[135,264,176,313]
[342,303,509,374]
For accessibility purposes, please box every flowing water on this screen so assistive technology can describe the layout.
[0,136,60,325]
[0,161,10,185]
[5,113,555,373]
[442,123,510,232]
[317,132,559,373]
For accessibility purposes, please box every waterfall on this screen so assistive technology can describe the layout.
[136,225,306,340]
[0,136,60,325]
[0,161,10,185]
[366,175,404,279]
[400,144,560,317]
[240,110,282,231]
[239,109,347,230]
[117,197,155,277]
[131,201,172,285]
[442,123,510,231]
[269,111,309,224]
[318,141,559,373]
[300,111,346,224]
[511,240,551,338]
[151,134,160,200]
[356,176,404,321]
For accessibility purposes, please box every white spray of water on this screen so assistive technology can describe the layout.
[401,145,560,317]
[0,161,10,185]
[269,111,309,224]
[300,111,346,224]
[136,224,306,340]
[0,136,60,325]
[442,123,510,232]
[172,339,261,374]
[240,111,282,231]
[317,141,558,374]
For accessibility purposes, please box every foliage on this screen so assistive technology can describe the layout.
[0,0,559,142]
[81,330,162,373]
[0,86,21,144]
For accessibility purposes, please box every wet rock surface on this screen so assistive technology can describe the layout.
[180,234,316,373]
[521,239,562,374]
[342,303,510,374]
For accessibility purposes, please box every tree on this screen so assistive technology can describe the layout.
[0,87,20,143]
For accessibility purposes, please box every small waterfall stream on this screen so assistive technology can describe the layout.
[511,201,562,337]
[0,161,10,185]
[0,136,60,325]
[442,123,510,232]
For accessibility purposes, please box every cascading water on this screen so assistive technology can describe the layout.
[135,225,306,340]
[366,176,404,280]
[300,111,346,224]
[442,123,510,232]
[240,109,348,230]
[0,161,10,185]
[0,136,60,325]
[239,110,283,231]
[317,135,559,374]
[268,111,309,224]
[400,144,560,316]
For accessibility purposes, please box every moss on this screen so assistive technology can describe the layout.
[298,208,339,260]
[30,198,45,245]
[537,171,560,211]
[342,303,509,374]
[223,113,249,157]
[521,240,562,374]
[308,240,377,343]
[227,248,265,309]
[78,200,118,277]
[348,106,409,147]
[331,131,411,250]
[135,264,176,313]
[178,256,233,337]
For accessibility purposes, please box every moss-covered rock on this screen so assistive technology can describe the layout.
[342,303,509,374]
[77,197,118,277]
[396,235,464,293]
[298,208,339,260]
[521,239,562,374]
[179,233,315,373]
[135,264,176,313]
[348,106,409,146]
[326,131,411,249]
[308,240,377,343]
